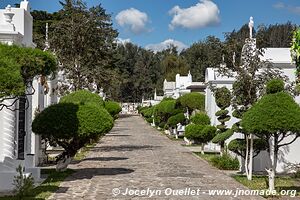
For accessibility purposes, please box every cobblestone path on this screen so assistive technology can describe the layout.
[48,115,263,200]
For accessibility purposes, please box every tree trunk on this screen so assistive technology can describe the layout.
[56,155,72,172]
[201,143,205,155]
[247,134,254,180]
[266,136,277,191]
[245,135,249,178]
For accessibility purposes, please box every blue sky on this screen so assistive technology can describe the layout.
[1,0,300,51]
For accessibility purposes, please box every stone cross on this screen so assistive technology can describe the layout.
[249,16,254,39]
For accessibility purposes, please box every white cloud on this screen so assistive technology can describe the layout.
[145,39,188,52]
[273,2,300,15]
[169,0,220,30]
[116,8,150,34]
[116,38,131,45]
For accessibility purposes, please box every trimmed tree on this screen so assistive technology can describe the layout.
[33,91,113,171]
[190,112,210,125]
[167,113,186,129]
[212,87,232,155]
[185,124,216,154]
[104,101,122,119]
[176,92,205,115]
[155,99,181,126]
[241,79,300,191]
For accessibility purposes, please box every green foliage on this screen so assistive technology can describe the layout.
[212,129,233,144]
[213,87,232,149]
[214,87,231,109]
[266,79,284,94]
[33,91,113,162]
[0,58,24,98]
[140,107,154,118]
[210,154,240,170]
[241,92,300,135]
[13,165,34,199]
[155,100,181,123]
[167,113,186,128]
[60,90,104,107]
[215,109,229,116]
[0,44,57,99]
[181,36,224,82]
[228,138,268,159]
[104,101,122,119]
[162,54,189,81]
[185,124,216,144]
[51,0,118,94]
[190,112,210,125]
[177,92,205,112]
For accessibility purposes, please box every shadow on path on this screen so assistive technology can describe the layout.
[66,168,134,180]
[91,145,161,152]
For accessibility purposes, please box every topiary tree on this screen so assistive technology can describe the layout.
[167,113,186,129]
[33,90,113,171]
[190,112,210,125]
[241,79,300,191]
[212,87,232,155]
[32,102,113,171]
[104,101,122,119]
[155,100,182,125]
[185,124,216,154]
[176,92,205,115]
[59,89,104,106]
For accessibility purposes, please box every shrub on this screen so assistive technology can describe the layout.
[185,124,216,144]
[141,107,154,118]
[13,165,34,199]
[266,79,284,94]
[167,113,186,128]
[60,90,104,107]
[190,112,210,125]
[32,102,113,170]
[104,101,122,119]
[177,92,205,112]
[211,129,233,144]
[155,100,181,123]
[210,154,239,170]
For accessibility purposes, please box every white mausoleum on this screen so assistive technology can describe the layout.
[0,1,58,192]
[205,19,300,173]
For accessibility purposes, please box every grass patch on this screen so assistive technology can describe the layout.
[194,152,239,170]
[194,152,219,162]
[233,175,300,197]
[0,168,74,200]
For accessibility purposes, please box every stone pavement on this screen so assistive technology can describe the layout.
[48,115,263,200]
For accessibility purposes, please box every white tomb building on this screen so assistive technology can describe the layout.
[0,1,58,192]
[164,71,193,99]
[205,17,300,173]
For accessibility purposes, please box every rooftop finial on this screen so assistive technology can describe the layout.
[249,16,254,39]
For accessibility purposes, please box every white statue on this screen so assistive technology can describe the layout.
[248,16,254,39]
